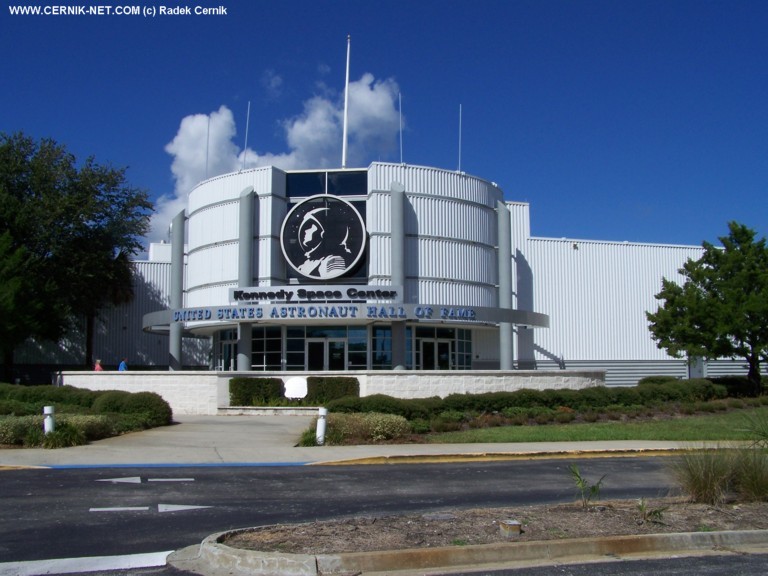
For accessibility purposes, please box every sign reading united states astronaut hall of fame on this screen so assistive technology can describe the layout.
[280,194,367,280]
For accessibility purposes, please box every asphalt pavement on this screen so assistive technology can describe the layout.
[1,415,767,576]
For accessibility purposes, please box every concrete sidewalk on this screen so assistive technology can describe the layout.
[1,414,693,468]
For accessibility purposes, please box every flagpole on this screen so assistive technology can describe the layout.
[342,34,351,169]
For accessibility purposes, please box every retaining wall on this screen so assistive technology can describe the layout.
[61,370,605,416]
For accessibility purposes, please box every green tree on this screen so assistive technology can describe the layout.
[0,133,153,379]
[646,222,768,396]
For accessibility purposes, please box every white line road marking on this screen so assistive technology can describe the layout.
[148,477,195,482]
[90,504,213,513]
[158,503,213,512]
[97,476,142,483]
[95,476,195,483]
[89,506,150,512]
[0,550,172,576]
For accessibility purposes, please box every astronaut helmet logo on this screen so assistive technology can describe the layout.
[280,194,367,280]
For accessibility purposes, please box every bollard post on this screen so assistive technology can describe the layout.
[43,406,55,435]
[316,407,327,446]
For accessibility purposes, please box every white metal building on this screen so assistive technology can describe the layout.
[16,161,759,386]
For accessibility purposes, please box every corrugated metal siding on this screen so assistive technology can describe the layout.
[188,167,280,213]
[187,201,240,251]
[14,260,209,368]
[406,195,496,243]
[535,359,690,387]
[705,360,768,379]
[526,238,703,362]
[368,163,503,207]
[187,242,239,291]
[367,165,498,306]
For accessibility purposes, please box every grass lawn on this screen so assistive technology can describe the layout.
[426,406,768,444]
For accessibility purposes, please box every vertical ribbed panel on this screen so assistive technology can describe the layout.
[188,167,280,213]
[527,238,704,361]
[187,201,239,252]
[187,242,239,292]
[368,163,502,207]
[91,261,178,366]
[367,164,498,306]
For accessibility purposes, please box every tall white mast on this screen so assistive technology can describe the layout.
[342,34,351,169]
[242,100,251,171]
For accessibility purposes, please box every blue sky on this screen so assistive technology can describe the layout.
[2,0,767,249]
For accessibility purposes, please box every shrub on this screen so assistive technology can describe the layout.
[91,391,172,427]
[554,411,576,423]
[59,414,113,441]
[358,394,410,417]
[0,415,38,445]
[122,392,173,426]
[365,413,412,441]
[0,399,37,416]
[229,377,283,406]
[92,390,132,413]
[0,384,97,409]
[437,410,466,423]
[315,412,411,444]
[612,387,642,407]
[410,418,432,434]
[507,389,547,409]
[430,418,463,433]
[40,422,87,449]
[711,376,763,398]
[637,375,680,386]
[326,395,363,413]
[306,376,359,403]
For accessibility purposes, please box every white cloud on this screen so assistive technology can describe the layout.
[147,73,402,246]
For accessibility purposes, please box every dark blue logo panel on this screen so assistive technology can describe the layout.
[280,195,367,280]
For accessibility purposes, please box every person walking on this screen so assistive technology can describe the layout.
[94,359,104,371]
[118,358,128,371]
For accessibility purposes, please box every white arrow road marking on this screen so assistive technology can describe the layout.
[89,506,150,512]
[148,478,195,482]
[158,503,212,513]
[97,477,142,483]
[0,551,172,576]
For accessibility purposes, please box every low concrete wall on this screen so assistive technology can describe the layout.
[62,370,605,416]
[358,370,604,398]
[61,371,226,415]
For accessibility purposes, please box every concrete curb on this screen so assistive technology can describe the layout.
[168,528,768,576]
[307,448,685,466]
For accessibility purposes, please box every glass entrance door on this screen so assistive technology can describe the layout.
[217,330,238,371]
[306,338,347,371]
[421,339,452,370]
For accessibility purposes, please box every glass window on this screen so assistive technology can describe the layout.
[286,172,325,198]
[327,170,367,196]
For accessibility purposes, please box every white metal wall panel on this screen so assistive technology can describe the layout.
[368,163,502,207]
[526,238,703,362]
[187,201,240,251]
[406,237,496,286]
[406,195,496,244]
[366,191,391,234]
[367,234,391,279]
[188,167,280,213]
[186,242,239,291]
[186,283,236,309]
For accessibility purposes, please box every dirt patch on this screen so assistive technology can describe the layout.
[224,499,768,555]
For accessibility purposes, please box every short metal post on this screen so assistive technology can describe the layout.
[43,406,55,435]
[316,407,327,446]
